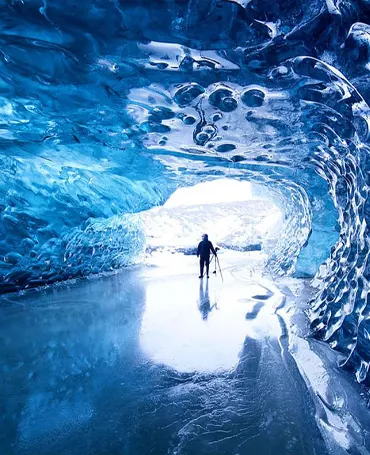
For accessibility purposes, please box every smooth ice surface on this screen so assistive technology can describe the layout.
[140,253,281,373]
[1,255,370,455]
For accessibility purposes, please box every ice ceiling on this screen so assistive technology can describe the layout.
[0,0,370,382]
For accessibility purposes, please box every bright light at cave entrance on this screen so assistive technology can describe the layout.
[140,179,283,253]
[164,179,254,207]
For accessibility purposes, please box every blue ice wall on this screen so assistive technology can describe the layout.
[0,0,370,381]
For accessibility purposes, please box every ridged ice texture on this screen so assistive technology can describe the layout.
[1,0,370,380]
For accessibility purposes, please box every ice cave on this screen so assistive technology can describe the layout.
[2,0,370,454]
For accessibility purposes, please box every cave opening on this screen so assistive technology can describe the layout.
[139,175,339,283]
[142,178,283,259]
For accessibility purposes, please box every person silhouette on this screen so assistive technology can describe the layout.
[197,233,217,278]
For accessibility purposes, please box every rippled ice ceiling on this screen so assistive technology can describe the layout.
[1,0,370,382]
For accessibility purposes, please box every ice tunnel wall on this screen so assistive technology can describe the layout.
[1,0,370,382]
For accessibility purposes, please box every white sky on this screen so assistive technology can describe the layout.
[164,179,255,207]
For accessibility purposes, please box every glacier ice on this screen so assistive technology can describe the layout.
[3,259,370,455]
[0,0,370,382]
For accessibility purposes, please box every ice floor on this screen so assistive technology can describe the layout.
[1,252,370,455]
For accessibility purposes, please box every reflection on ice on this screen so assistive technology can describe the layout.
[140,253,283,373]
[1,254,370,455]
[198,279,218,320]
[140,277,246,373]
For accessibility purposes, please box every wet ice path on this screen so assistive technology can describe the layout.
[1,254,370,455]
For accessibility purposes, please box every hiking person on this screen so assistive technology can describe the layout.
[197,233,217,278]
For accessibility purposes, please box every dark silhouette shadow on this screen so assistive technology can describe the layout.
[245,302,264,320]
[198,279,217,320]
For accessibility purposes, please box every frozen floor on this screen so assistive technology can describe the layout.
[1,252,370,455]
